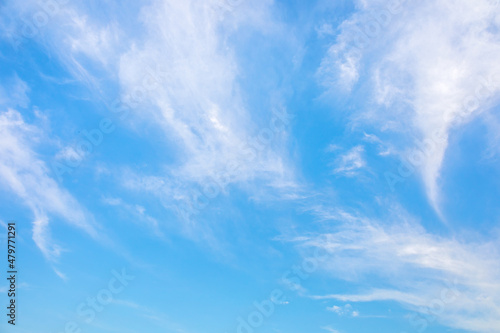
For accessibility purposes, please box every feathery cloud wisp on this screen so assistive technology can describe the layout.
[0,108,98,261]
[318,0,500,210]
[292,206,500,333]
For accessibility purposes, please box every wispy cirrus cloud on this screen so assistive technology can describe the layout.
[288,205,500,333]
[102,196,163,238]
[0,107,99,262]
[321,326,340,333]
[115,0,294,185]
[318,0,500,211]
[0,74,29,108]
[6,0,298,228]
[330,145,366,177]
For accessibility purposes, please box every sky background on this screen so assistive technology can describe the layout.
[1,0,500,332]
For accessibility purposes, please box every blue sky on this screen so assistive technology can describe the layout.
[1,0,500,332]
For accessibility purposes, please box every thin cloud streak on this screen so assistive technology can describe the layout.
[289,205,500,333]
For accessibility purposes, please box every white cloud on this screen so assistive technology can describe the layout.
[32,216,64,261]
[326,304,359,317]
[64,14,121,67]
[316,23,335,38]
[116,0,292,184]
[319,0,500,210]
[0,109,98,261]
[0,74,30,108]
[318,43,360,92]
[8,0,297,223]
[321,326,340,333]
[55,146,84,163]
[331,145,366,176]
[293,205,500,333]
[102,196,163,237]
[9,0,293,187]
